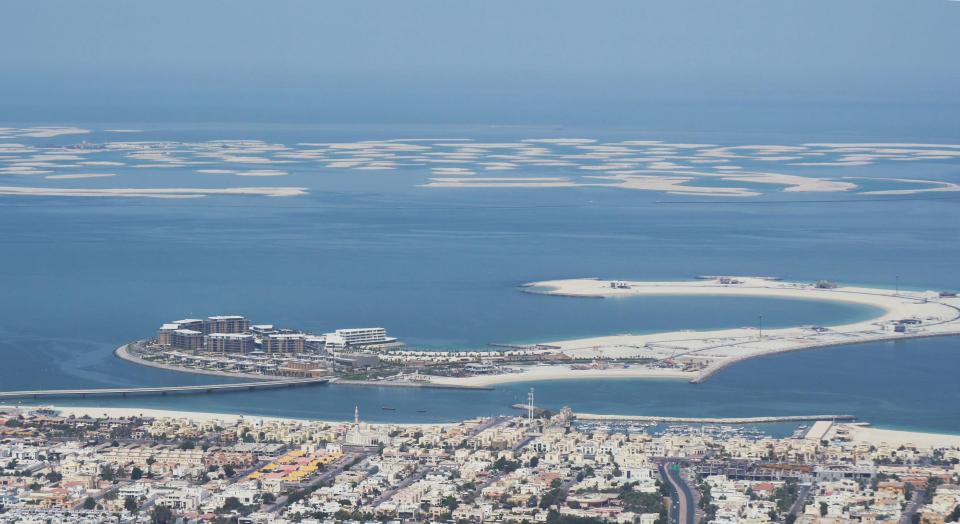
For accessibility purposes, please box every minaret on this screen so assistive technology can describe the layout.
[354,405,360,426]
[527,388,535,423]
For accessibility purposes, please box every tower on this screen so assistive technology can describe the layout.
[354,405,360,426]
[527,388,535,423]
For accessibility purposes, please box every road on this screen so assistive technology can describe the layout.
[900,490,922,524]
[660,462,696,524]
[790,484,812,516]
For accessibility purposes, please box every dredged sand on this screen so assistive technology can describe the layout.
[430,277,960,387]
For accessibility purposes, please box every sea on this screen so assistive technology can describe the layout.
[1,122,958,433]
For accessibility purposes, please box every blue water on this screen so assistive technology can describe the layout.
[23,338,960,434]
[2,123,959,432]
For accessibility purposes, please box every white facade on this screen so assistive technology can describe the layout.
[323,327,388,350]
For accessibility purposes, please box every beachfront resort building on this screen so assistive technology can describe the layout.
[322,327,391,351]
[204,333,255,354]
[204,315,250,334]
[155,316,398,357]
[169,329,203,351]
[262,333,306,354]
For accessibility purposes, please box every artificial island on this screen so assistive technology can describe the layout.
[110,276,960,390]
[4,279,960,523]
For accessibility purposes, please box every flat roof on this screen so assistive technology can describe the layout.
[805,421,833,441]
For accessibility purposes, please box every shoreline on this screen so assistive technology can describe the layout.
[2,404,452,429]
[113,276,960,388]
[428,364,694,387]
[517,277,960,385]
[689,329,959,383]
[8,403,960,449]
[115,343,269,381]
[117,344,492,390]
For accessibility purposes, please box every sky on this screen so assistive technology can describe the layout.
[1,0,959,129]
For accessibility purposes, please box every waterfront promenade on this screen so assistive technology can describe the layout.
[0,377,330,400]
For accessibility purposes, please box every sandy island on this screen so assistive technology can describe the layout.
[428,276,960,386]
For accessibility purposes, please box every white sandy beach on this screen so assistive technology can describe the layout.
[426,277,960,388]
[4,404,448,429]
[838,424,960,449]
[430,364,693,387]
[8,405,958,449]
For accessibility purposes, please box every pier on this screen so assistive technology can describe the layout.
[0,377,330,400]
[571,413,856,424]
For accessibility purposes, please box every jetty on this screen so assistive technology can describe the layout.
[0,377,330,400]
[572,413,856,424]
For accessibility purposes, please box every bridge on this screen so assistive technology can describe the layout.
[0,377,330,400]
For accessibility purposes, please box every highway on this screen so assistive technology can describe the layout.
[0,377,329,400]
[660,462,696,524]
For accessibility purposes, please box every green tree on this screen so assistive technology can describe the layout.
[131,466,143,480]
[220,496,244,513]
[820,502,829,517]
[124,495,139,514]
[83,496,97,510]
[151,505,174,524]
[45,471,63,483]
[100,465,115,481]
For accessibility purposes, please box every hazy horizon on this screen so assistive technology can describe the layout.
[2,0,958,132]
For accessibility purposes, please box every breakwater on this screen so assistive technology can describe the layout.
[332,379,493,391]
[573,413,856,423]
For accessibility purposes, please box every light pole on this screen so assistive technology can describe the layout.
[758,314,763,341]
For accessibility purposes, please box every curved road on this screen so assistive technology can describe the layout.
[660,462,696,524]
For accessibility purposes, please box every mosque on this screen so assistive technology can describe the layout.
[344,405,385,447]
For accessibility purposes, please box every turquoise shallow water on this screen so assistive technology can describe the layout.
[1,123,959,432]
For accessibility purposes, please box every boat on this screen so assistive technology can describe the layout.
[382,407,397,411]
